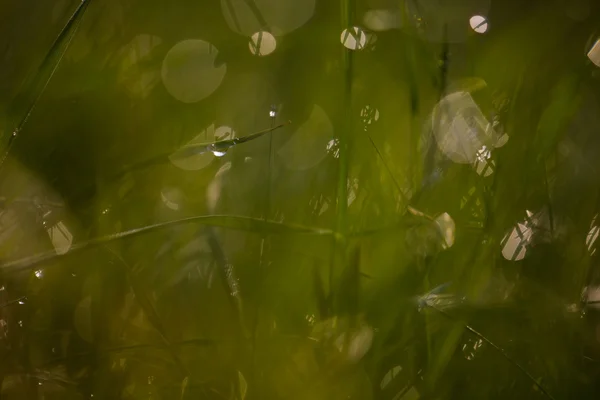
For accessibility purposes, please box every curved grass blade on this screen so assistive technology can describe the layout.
[27,371,77,388]
[423,302,557,400]
[174,121,291,157]
[0,296,27,308]
[117,121,291,179]
[0,0,92,170]
[0,214,333,274]
[222,0,269,34]
[38,339,215,368]
[365,133,409,205]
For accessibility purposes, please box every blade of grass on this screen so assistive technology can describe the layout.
[0,296,27,308]
[0,214,334,274]
[365,133,409,206]
[103,246,189,378]
[422,24,451,368]
[118,121,291,180]
[424,302,557,400]
[180,376,189,400]
[250,111,278,397]
[329,0,355,312]
[0,0,92,171]
[242,0,269,30]
[38,339,215,369]
[173,121,290,158]
[205,229,249,339]
[223,0,243,32]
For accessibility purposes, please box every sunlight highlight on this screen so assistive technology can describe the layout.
[587,215,599,255]
[249,31,277,56]
[361,105,380,127]
[160,188,183,211]
[169,124,236,170]
[380,366,402,390]
[474,145,494,177]
[333,323,374,362]
[587,39,600,67]
[341,27,367,50]
[212,126,235,156]
[161,40,226,103]
[501,210,550,261]
[430,91,508,165]
[46,221,73,255]
[169,124,216,171]
[327,138,340,159]
[435,213,456,249]
[462,338,484,360]
[585,286,600,309]
[469,15,488,33]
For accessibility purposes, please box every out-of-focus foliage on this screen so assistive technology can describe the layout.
[1,0,600,399]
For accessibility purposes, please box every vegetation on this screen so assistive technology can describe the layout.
[0,0,599,398]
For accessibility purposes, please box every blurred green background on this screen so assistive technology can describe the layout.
[1,0,600,398]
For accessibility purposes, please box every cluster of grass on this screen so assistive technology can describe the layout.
[0,0,599,398]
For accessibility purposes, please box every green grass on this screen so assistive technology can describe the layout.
[0,0,599,398]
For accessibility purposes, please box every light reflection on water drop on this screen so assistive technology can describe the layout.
[213,150,228,157]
